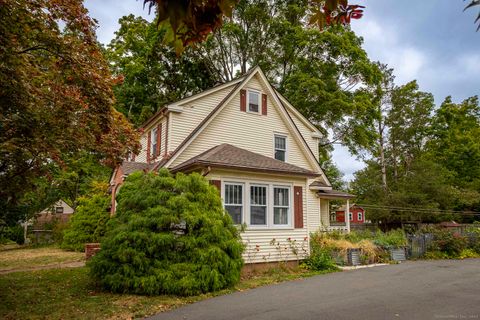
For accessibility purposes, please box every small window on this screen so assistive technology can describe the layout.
[55,207,64,214]
[273,187,289,225]
[358,212,363,221]
[274,135,286,161]
[224,183,243,224]
[349,212,353,221]
[151,128,158,157]
[248,90,260,113]
[250,185,267,225]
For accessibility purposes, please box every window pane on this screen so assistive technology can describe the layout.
[275,150,285,161]
[274,208,288,225]
[274,188,289,206]
[249,91,259,112]
[250,206,266,225]
[275,136,286,150]
[225,184,243,205]
[250,186,266,205]
[225,205,242,224]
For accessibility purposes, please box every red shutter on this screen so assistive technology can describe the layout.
[262,93,267,115]
[209,180,221,195]
[156,123,161,157]
[294,186,303,228]
[240,89,246,112]
[147,131,151,163]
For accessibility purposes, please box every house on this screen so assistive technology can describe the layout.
[334,204,365,225]
[34,199,75,229]
[110,67,354,264]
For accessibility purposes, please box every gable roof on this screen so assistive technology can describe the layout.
[140,76,246,131]
[159,66,331,185]
[171,144,320,177]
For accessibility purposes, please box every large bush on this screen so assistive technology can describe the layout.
[61,194,110,251]
[88,170,244,296]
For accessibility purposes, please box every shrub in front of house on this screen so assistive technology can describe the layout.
[61,193,110,252]
[88,170,244,296]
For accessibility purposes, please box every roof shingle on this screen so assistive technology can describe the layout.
[171,144,319,177]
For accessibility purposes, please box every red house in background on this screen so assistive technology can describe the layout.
[335,204,365,224]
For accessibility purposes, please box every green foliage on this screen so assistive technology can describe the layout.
[106,15,216,126]
[303,245,339,271]
[0,0,139,227]
[88,170,244,296]
[61,192,111,252]
[373,229,407,248]
[419,227,468,257]
[0,224,24,245]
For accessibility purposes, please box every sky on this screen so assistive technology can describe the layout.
[84,0,480,181]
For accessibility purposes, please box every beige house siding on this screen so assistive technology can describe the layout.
[208,169,310,263]
[320,198,330,228]
[306,179,321,234]
[288,112,320,161]
[169,86,236,152]
[170,74,315,171]
[136,117,168,163]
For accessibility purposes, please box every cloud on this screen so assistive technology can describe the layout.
[331,145,365,182]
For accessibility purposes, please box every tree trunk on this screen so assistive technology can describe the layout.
[378,121,388,192]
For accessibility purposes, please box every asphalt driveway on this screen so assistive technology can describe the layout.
[147,259,480,320]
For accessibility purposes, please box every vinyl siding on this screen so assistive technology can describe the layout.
[209,169,310,263]
[136,117,167,163]
[169,86,235,152]
[306,178,321,234]
[288,112,320,161]
[170,74,315,171]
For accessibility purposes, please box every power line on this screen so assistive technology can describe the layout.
[357,204,480,216]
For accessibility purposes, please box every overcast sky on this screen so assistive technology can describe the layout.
[84,0,480,181]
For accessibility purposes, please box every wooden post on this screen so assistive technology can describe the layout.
[346,198,351,233]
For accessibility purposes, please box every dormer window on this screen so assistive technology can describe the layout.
[274,135,286,161]
[248,90,260,113]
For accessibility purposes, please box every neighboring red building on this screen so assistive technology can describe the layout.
[334,204,365,224]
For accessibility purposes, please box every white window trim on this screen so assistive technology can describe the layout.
[273,133,288,162]
[246,89,261,114]
[221,178,293,229]
[223,181,245,225]
[358,212,363,221]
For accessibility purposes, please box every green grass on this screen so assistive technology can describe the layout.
[0,247,84,272]
[0,266,332,319]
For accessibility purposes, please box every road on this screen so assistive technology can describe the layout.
[147,259,480,320]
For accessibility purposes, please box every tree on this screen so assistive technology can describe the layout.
[142,0,364,53]
[62,183,111,252]
[198,0,381,153]
[89,170,244,296]
[0,0,140,225]
[427,96,480,190]
[464,0,480,31]
[106,15,217,126]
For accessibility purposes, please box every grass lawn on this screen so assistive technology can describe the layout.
[0,266,331,319]
[0,246,84,272]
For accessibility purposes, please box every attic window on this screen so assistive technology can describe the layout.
[151,128,158,157]
[248,90,260,113]
[55,207,64,214]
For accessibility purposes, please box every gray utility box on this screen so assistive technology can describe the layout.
[390,248,406,261]
[347,248,361,266]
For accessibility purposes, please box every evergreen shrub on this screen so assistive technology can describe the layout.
[61,194,110,251]
[88,170,244,296]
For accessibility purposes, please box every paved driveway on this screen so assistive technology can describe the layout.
[147,259,480,320]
